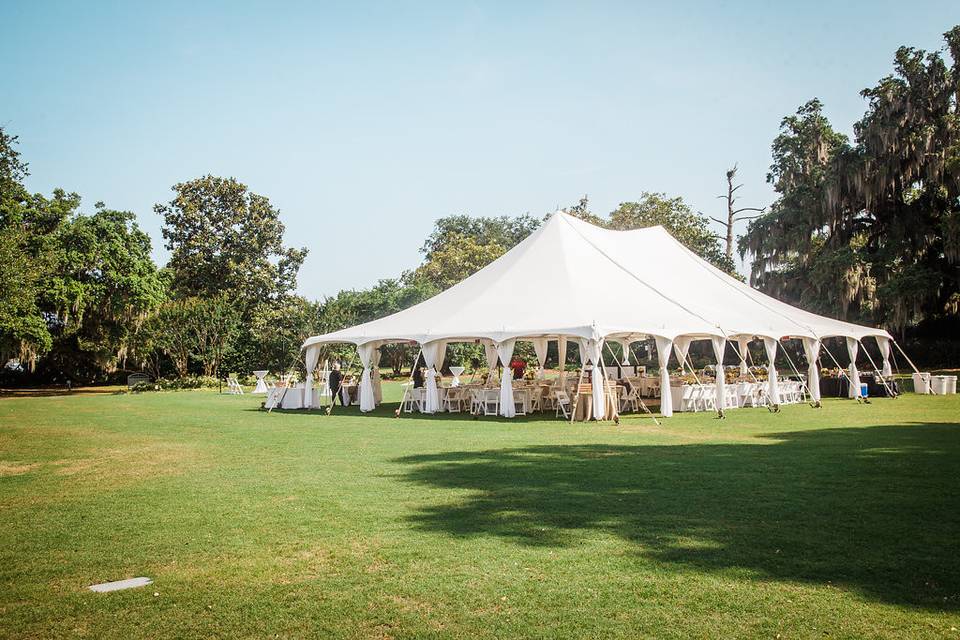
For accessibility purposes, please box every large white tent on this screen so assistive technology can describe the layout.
[301,212,896,418]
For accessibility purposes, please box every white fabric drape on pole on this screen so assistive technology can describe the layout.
[372,346,383,404]
[497,339,516,417]
[654,336,673,417]
[846,337,862,398]
[617,339,631,365]
[303,345,321,408]
[737,337,750,375]
[876,336,893,377]
[711,336,726,412]
[357,343,376,412]
[483,341,499,384]
[801,337,821,403]
[557,336,568,385]
[421,340,446,413]
[763,337,781,405]
[579,338,606,420]
[532,338,548,379]
[672,336,692,370]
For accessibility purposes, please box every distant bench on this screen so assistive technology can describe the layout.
[127,373,150,389]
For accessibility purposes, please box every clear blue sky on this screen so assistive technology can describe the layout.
[3,1,958,299]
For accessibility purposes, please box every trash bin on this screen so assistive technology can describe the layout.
[930,375,957,395]
[912,372,931,394]
[860,383,869,398]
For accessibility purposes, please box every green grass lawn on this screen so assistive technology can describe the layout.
[1,384,959,639]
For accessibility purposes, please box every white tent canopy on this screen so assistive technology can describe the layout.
[302,213,893,415]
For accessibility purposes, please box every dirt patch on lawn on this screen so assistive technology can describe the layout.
[0,461,41,476]
[50,441,203,484]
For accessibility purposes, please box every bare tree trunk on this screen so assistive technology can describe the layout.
[710,163,765,263]
[725,170,735,260]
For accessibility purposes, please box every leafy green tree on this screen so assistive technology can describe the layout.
[0,223,50,365]
[231,296,319,375]
[607,193,736,273]
[0,128,60,367]
[190,295,241,376]
[315,278,436,373]
[156,175,307,306]
[562,195,605,226]
[137,295,238,377]
[421,214,541,260]
[413,234,506,290]
[1,129,167,379]
[42,204,167,377]
[558,194,735,273]
[143,299,197,377]
[741,26,960,333]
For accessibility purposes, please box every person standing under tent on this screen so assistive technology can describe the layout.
[412,354,426,389]
[328,362,344,406]
[510,356,526,379]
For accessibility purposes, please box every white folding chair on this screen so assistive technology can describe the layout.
[444,388,463,413]
[723,384,738,410]
[513,389,527,416]
[541,385,556,410]
[678,386,695,412]
[482,389,499,416]
[554,390,571,419]
[469,388,483,415]
[619,386,639,413]
[401,387,415,413]
[404,387,426,413]
[528,387,543,412]
[701,386,717,412]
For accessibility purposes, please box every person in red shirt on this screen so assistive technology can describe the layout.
[509,357,526,380]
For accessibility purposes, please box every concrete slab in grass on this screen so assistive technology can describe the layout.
[88,577,153,593]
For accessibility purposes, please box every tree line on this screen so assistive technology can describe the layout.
[2,25,958,384]
[741,26,960,344]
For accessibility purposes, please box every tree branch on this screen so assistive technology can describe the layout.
[732,207,765,215]
[732,214,764,221]
[708,216,728,226]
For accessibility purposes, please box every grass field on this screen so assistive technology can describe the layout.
[1,384,959,639]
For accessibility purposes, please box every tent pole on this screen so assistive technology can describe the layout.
[327,350,360,416]
[892,340,923,375]
[568,360,587,424]
[820,340,862,404]
[776,339,816,405]
[395,347,423,418]
[604,342,659,427]
[892,339,930,395]
[268,344,307,413]
[598,351,619,425]
[728,339,763,385]
[858,339,897,399]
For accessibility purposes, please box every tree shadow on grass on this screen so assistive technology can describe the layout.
[393,423,960,608]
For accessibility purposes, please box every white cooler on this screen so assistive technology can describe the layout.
[912,372,931,394]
